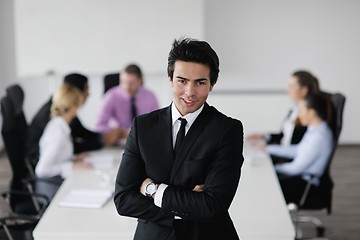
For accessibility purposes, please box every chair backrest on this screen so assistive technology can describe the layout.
[1,84,29,191]
[330,93,346,143]
[104,73,120,94]
[321,92,346,178]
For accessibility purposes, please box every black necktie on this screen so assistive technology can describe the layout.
[131,96,137,120]
[174,118,187,157]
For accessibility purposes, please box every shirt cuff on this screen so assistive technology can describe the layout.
[154,183,168,208]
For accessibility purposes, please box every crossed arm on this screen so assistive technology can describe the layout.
[114,119,244,224]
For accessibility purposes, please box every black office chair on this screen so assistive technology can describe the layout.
[104,73,120,94]
[288,92,346,239]
[0,84,50,239]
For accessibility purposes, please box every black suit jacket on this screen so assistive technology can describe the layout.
[114,103,244,240]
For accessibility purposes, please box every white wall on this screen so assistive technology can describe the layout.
[0,0,17,151]
[14,0,205,77]
[1,0,359,143]
[205,0,360,143]
[0,0,17,95]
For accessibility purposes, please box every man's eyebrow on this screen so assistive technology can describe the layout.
[194,78,208,82]
[175,76,208,81]
[175,76,188,80]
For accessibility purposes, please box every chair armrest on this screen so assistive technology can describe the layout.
[0,214,40,223]
[22,176,63,187]
[0,190,50,204]
[0,189,50,215]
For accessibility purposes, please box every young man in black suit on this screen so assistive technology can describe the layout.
[114,38,244,240]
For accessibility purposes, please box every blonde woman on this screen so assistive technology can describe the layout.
[35,83,92,179]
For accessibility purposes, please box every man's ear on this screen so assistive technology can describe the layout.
[209,84,215,92]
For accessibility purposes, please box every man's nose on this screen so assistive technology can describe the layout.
[185,84,195,96]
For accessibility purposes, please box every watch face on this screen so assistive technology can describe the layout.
[146,183,156,194]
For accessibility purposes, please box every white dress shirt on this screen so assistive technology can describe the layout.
[267,121,333,185]
[280,105,299,146]
[35,116,74,178]
[154,103,204,208]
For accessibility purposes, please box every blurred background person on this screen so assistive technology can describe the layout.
[26,73,120,168]
[267,94,334,205]
[95,64,159,143]
[35,83,93,180]
[247,70,320,162]
[34,83,93,200]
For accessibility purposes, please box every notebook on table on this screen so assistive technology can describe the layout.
[59,189,113,209]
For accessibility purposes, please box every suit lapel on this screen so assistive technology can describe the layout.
[159,105,176,180]
[170,103,214,183]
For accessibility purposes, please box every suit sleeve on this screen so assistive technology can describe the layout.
[70,117,103,153]
[113,118,173,225]
[162,120,244,222]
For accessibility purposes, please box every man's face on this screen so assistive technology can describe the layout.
[170,61,213,116]
[121,72,142,96]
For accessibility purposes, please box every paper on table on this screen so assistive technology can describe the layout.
[59,189,113,209]
[84,155,114,170]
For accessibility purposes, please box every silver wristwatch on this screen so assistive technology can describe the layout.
[145,182,158,197]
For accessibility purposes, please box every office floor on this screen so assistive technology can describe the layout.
[1,146,360,240]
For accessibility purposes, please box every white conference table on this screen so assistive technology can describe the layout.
[33,147,295,240]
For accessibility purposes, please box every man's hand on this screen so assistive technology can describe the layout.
[192,184,204,192]
[103,127,132,146]
[103,127,122,145]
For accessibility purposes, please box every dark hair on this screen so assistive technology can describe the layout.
[64,73,88,92]
[304,94,333,126]
[124,64,143,80]
[292,70,320,96]
[167,38,219,86]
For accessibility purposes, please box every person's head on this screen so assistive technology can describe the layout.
[167,38,220,116]
[64,73,89,103]
[120,64,143,96]
[298,94,332,127]
[51,83,84,121]
[288,70,320,102]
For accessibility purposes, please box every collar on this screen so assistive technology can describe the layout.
[171,103,204,128]
[308,121,327,132]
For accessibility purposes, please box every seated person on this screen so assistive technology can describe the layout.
[95,64,159,141]
[35,83,93,179]
[26,73,120,166]
[267,94,334,205]
[247,70,320,147]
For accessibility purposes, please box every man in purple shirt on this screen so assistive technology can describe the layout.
[95,64,159,141]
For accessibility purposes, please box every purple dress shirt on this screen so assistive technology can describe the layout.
[95,86,159,133]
